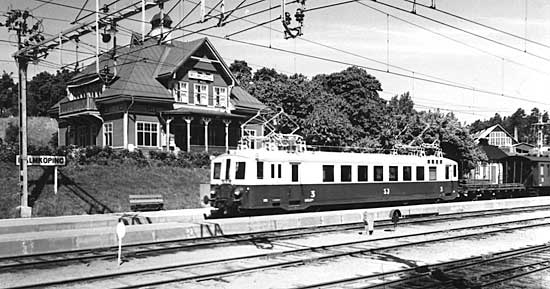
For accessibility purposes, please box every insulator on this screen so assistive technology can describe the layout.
[295,8,304,23]
[284,12,292,25]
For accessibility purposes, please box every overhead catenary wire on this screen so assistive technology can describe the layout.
[401,0,550,50]
[354,1,550,77]
[26,0,550,113]
[363,0,550,64]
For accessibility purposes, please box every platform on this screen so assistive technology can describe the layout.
[1,197,550,258]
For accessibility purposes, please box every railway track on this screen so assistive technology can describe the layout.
[4,207,550,289]
[0,205,548,272]
[296,244,550,289]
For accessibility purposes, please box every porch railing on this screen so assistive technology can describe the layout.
[60,97,98,116]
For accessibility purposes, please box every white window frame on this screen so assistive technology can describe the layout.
[172,81,189,103]
[136,121,159,147]
[213,86,227,107]
[103,122,113,147]
[244,129,256,149]
[194,83,208,105]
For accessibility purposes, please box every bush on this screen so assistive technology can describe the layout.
[4,121,18,145]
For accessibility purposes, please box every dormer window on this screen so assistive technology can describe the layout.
[172,81,188,103]
[194,84,208,105]
[214,87,227,107]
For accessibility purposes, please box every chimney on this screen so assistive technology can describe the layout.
[514,126,518,142]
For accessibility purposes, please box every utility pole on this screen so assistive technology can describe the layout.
[1,9,46,218]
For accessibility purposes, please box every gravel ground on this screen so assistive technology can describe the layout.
[1,208,550,289]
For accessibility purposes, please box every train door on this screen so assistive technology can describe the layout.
[287,163,304,208]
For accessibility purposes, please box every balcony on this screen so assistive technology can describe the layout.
[60,97,98,117]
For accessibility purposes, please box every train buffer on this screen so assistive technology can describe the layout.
[129,194,164,212]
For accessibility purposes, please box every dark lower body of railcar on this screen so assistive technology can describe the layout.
[207,181,458,216]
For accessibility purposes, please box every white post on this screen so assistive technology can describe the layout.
[123,111,128,149]
[116,220,126,266]
[54,166,58,195]
[202,118,211,152]
[184,117,193,152]
[223,119,231,152]
[166,118,172,151]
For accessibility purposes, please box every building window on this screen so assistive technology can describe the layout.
[172,81,188,103]
[453,165,457,178]
[374,166,383,182]
[429,166,437,181]
[257,161,264,179]
[416,166,425,181]
[136,121,158,147]
[214,86,227,107]
[341,165,352,182]
[323,165,334,182]
[244,129,256,149]
[292,164,299,182]
[225,159,231,180]
[235,162,246,179]
[389,166,398,181]
[403,166,412,181]
[358,166,368,182]
[194,83,208,105]
[103,123,113,147]
[213,162,221,179]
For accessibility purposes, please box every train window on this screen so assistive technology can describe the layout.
[403,166,411,181]
[271,164,275,178]
[235,162,246,179]
[416,166,425,181]
[541,165,545,176]
[278,164,282,178]
[374,166,383,181]
[213,162,221,179]
[453,165,457,178]
[445,165,450,179]
[225,159,231,180]
[292,164,299,182]
[358,166,368,182]
[323,165,334,182]
[341,166,352,182]
[429,166,437,181]
[257,161,264,179]
[547,164,550,176]
[389,166,398,181]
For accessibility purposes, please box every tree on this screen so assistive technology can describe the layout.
[229,60,252,90]
[0,71,18,116]
[313,66,386,142]
[27,69,75,116]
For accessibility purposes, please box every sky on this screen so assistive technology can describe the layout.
[1,0,550,124]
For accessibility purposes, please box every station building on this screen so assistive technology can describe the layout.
[49,13,264,153]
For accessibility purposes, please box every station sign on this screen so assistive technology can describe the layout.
[16,155,66,166]
[188,70,214,81]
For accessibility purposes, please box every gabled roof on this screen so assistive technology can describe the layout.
[67,37,257,110]
[472,124,517,143]
[479,145,508,160]
[231,86,265,111]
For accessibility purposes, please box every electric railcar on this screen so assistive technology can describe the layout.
[205,134,459,216]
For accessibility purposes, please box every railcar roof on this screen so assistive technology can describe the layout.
[216,149,456,164]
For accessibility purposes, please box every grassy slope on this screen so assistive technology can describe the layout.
[0,162,209,219]
[0,117,57,146]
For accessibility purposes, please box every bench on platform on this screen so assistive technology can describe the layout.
[129,194,164,211]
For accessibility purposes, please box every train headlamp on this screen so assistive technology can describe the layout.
[234,187,244,197]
